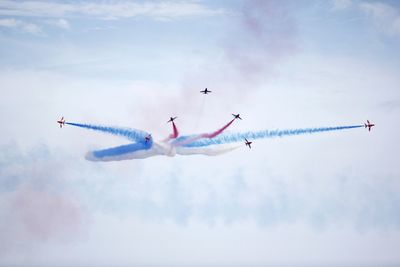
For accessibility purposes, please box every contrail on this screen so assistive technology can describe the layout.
[65,122,149,143]
[183,125,363,147]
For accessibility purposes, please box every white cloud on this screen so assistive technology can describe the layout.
[53,18,70,29]
[331,1,400,37]
[360,1,400,36]
[0,1,224,20]
[20,21,41,34]
[0,18,42,34]
[0,18,18,27]
[331,0,352,10]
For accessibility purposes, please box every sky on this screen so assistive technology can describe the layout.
[0,0,400,266]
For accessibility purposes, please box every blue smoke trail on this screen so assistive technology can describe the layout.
[183,125,363,147]
[66,122,149,143]
[91,142,152,159]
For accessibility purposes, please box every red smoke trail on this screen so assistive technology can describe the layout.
[173,119,236,146]
[163,121,180,142]
[170,122,179,138]
[201,119,235,138]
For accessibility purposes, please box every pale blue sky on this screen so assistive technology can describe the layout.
[0,0,400,266]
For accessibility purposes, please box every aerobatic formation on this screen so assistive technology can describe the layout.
[57,88,374,162]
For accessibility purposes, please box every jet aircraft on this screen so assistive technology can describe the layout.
[232,113,242,120]
[145,134,152,143]
[200,88,211,94]
[167,117,177,123]
[57,117,65,128]
[245,138,252,149]
[364,120,375,131]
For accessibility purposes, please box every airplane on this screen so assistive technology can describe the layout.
[245,138,252,149]
[167,116,177,123]
[145,134,152,143]
[232,113,242,120]
[364,120,375,131]
[200,88,211,94]
[57,116,65,128]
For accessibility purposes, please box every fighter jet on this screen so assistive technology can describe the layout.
[232,113,242,120]
[167,116,177,123]
[145,134,152,143]
[200,88,211,94]
[364,120,375,131]
[245,138,252,149]
[57,116,65,128]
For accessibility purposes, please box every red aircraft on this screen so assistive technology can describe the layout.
[57,116,65,128]
[364,120,375,131]
[245,138,252,149]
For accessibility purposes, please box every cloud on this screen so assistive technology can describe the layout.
[73,156,400,230]
[0,18,42,34]
[53,18,70,29]
[360,1,400,36]
[0,18,17,27]
[330,1,400,37]
[377,99,400,112]
[223,0,297,81]
[183,0,298,90]
[21,21,41,34]
[0,1,225,20]
[331,0,353,10]
[0,143,87,254]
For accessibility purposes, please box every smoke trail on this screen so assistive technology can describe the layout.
[176,144,241,156]
[171,121,179,138]
[85,142,160,161]
[93,142,151,158]
[162,121,180,142]
[172,118,236,146]
[184,125,363,147]
[203,119,235,138]
[66,122,149,143]
[66,121,363,162]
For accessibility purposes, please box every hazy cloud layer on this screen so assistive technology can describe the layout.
[360,1,400,36]
[0,18,41,34]
[331,0,400,37]
[224,0,297,80]
[0,144,87,254]
[0,0,225,20]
